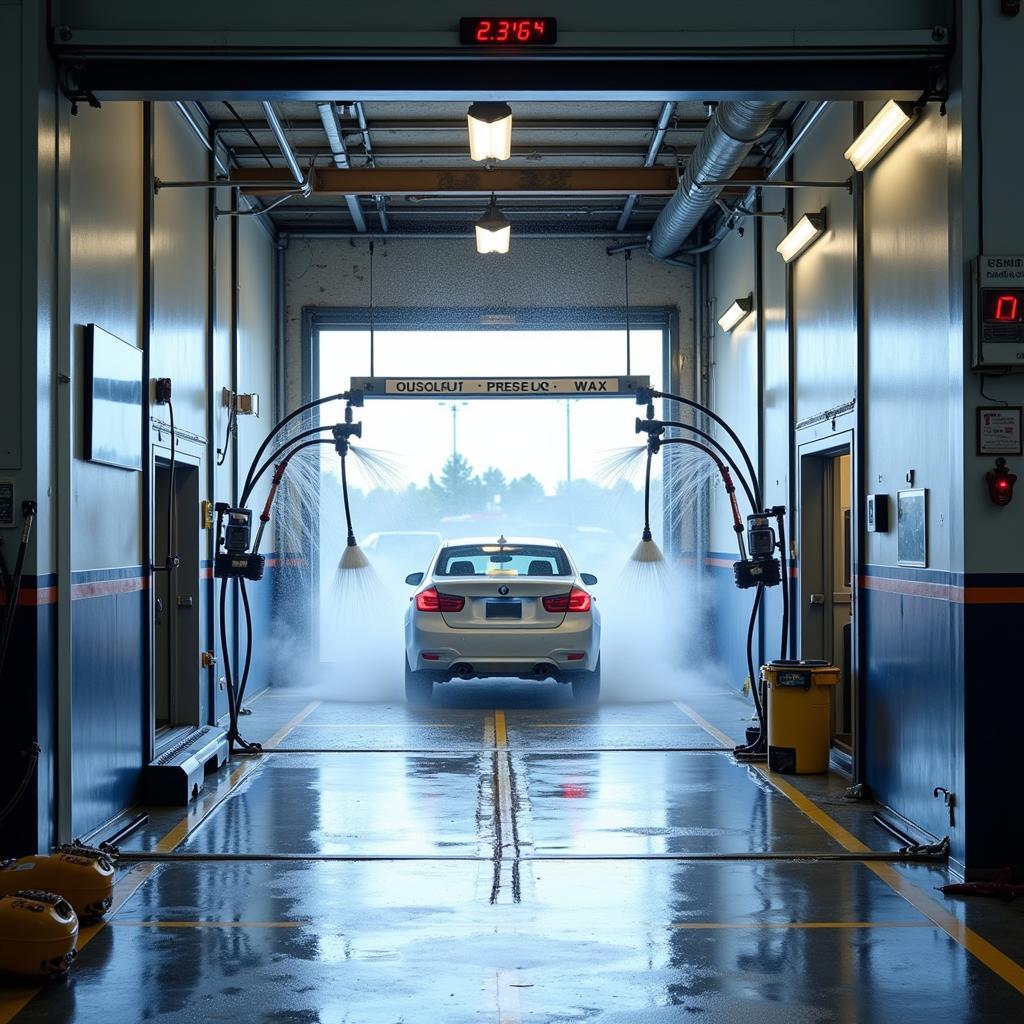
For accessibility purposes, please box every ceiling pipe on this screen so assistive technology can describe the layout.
[616,101,675,233]
[353,101,390,233]
[697,101,831,252]
[317,102,368,233]
[647,100,784,261]
[260,101,311,198]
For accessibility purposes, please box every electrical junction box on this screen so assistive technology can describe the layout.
[0,480,14,527]
[866,493,889,533]
[973,255,1024,369]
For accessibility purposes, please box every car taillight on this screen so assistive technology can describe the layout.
[543,587,591,613]
[415,587,465,613]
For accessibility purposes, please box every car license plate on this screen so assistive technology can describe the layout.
[486,601,522,619]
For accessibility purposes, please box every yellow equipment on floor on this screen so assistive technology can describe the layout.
[0,844,115,920]
[0,891,78,977]
[764,660,840,774]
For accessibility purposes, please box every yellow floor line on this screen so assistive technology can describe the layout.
[264,700,322,749]
[494,710,508,748]
[674,699,1024,997]
[670,920,932,931]
[0,700,322,1024]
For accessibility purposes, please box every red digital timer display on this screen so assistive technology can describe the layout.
[982,288,1024,324]
[459,17,557,44]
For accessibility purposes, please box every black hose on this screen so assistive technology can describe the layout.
[341,448,356,546]
[242,430,334,507]
[642,448,653,542]
[216,400,236,468]
[236,580,258,740]
[652,389,762,509]
[242,392,349,502]
[658,419,757,513]
[777,512,790,660]
[0,503,35,681]
[735,583,766,753]
[0,743,40,825]
[219,576,259,754]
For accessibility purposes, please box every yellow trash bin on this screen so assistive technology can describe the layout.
[764,660,839,774]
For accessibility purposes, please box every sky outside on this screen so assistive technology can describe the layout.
[317,328,666,494]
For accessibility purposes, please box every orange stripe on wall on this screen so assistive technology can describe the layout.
[859,574,1024,605]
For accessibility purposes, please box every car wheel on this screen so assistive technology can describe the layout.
[571,656,601,705]
[405,659,434,706]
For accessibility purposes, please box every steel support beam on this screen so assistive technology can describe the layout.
[230,165,682,197]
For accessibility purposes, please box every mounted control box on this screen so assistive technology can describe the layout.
[972,255,1024,370]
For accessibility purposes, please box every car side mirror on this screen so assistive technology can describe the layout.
[580,572,598,586]
[405,572,424,586]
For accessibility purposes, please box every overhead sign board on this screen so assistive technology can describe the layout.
[350,375,650,398]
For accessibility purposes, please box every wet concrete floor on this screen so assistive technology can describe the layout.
[5,681,1024,1022]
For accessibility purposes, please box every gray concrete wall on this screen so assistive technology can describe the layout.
[283,237,693,410]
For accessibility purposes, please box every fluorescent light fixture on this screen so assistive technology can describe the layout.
[467,101,513,161]
[475,197,511,254]
[776,210,827,263]
[843,100,916,172]
[717,295,754,333]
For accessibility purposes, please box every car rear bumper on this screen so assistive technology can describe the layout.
[405,613,600,677]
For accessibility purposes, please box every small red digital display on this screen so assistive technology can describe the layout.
[459,17,557,44]
[983,288,1024,324]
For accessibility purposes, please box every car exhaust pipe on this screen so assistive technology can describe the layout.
[532,663,556,679]
[454,663,474,679]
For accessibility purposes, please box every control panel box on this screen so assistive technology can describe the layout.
[973,255,1024,370]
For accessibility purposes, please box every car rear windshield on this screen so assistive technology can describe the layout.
[435,544,571,577]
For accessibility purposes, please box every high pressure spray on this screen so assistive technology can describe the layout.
[632,386,790,761]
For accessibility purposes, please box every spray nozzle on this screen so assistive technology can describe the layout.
[635,417,665,436]
[332,420,363,456]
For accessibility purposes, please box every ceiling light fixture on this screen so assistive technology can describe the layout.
[717,295,754,333]
[776,210,827,263]
[467,102,513,161]
[843,100,917,172]
[475,196,511,254]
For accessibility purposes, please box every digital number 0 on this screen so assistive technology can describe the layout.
[995,294,1020,322]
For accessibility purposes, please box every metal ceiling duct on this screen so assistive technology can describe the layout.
[317,102,368,233]
[647,100,784,260]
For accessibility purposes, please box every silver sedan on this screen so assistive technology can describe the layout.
[403,536,602,705]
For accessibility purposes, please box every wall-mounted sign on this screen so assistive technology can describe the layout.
[897,489,927,568]
[977,406,1023,456]
[351,376,650,398]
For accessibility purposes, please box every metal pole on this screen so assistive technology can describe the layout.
[452,404,457,458]
[565,400,572,487]
[259,101,312,198]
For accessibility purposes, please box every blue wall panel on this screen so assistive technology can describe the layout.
[861,571,961,849]
[70,582,146,836]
